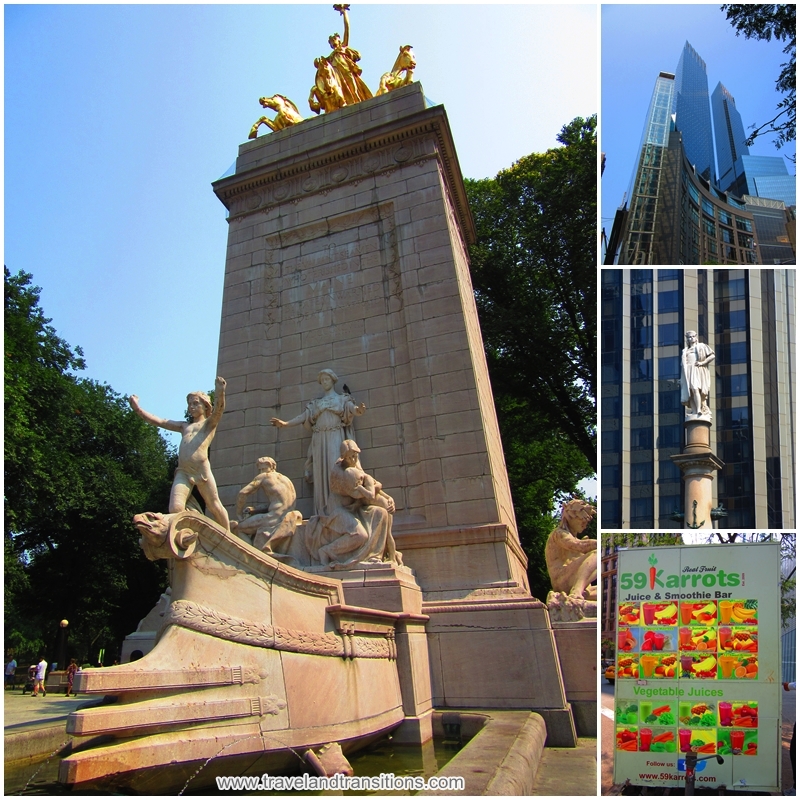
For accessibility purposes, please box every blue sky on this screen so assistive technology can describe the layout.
[601,4,797,238]
[6,3,598,454]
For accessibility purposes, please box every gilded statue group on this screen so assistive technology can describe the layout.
[249,4,416,140]
[129,368,402,571]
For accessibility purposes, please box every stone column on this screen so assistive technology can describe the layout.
[670,419,724,529]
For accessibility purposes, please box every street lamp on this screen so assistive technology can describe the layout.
[57,619,69,673]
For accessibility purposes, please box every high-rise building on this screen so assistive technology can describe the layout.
[601,268,795,530]
[710,82,795,208]
[605,42,796,266]
[711,82,749,192]
[673,41,715,183]
[730,155,797,208]
[745,196,796,265]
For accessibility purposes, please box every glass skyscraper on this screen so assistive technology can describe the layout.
[731,156,797,208]
[617,72,675,264]
[673,41,715,183]
[601,268,796,529]
[605,40,794,265]
[711,82,749,192]
[710,82,796,208]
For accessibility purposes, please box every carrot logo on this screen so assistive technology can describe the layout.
[648,554,658,589]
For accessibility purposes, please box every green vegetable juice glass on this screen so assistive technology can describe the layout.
[639,701,652,722]
[679,701,691,722]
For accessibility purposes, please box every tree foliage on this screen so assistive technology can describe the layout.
[721,4,796,155]
[4,268,175,665]
[465,116,597,599]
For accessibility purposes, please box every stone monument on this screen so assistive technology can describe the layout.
[670,331,724,529]
[211,9,574,742]
[63,14,581,789]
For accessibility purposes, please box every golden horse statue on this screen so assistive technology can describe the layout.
[376,45,416,95]
[308,56,347,115]
[248,95,304,139]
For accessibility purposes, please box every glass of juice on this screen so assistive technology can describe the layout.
[640,655,658,678]
[679,627,693,648]
[639,728,653,752]
[730,730,745,752]
[639,701,653,722]
[679,701,691,722]
[680,655,694,676]
[719,701,732,727]
[719,654,737,679]
[678,728,692,753]
[719,600,733,624]
[718,627,732,650]
[681,603,694,624]
[618,628,629,650]
[653,632,665,651]
[642,603,657,625]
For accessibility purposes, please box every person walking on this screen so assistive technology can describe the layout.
[32,655,47,697]
[5,655,17,689]
[65,658,79,697]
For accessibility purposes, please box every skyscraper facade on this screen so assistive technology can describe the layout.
[604,41,796,266]
[711,82,749,192]
[731,156,797,208]
[610,72,675,264]
[673,41,715,183]
[601,268,795,530]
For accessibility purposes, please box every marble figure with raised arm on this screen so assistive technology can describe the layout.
[129,377,230,531]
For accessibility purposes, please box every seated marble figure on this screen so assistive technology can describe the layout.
[230,457,302,553]
[302,439,403,570]
[545,497,597,600]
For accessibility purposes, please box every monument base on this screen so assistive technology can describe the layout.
[422,596,577,747]
[551,618,597,736]
[315,564,433,744]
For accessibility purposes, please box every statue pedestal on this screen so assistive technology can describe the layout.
[550,618,597,736]
[670,418,724,530]
[315,564,433,744]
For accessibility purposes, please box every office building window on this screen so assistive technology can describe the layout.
[658,323,681,346]
[658,356,680,379]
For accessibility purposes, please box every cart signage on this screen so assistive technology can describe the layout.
[613,542,781,792]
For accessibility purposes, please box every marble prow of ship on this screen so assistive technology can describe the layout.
[59,510,405,790]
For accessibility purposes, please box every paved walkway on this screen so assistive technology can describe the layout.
[3,687,102,766]
[4,687,91,731]
[530,736,597,796]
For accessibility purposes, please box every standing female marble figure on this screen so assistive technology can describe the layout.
[270,369,366,516]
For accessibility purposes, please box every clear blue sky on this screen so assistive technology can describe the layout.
[6,3,598,452]
[601,3,797,236]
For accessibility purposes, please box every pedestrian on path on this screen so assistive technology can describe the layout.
[32,655,47,697]
[5,655,17,689]
[65,659,78,697]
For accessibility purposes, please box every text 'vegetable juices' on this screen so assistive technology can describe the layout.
[612,542,780,792]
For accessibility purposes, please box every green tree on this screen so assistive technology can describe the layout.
[465,116,597,599]
[4,268,175,665]
[721,4,796,155]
